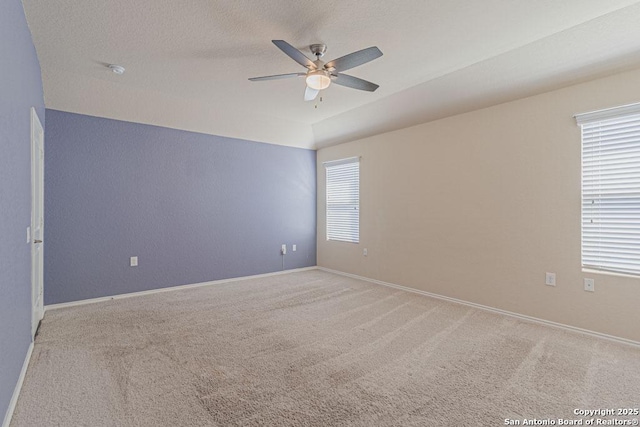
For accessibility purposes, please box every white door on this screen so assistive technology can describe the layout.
[31,107,44,340]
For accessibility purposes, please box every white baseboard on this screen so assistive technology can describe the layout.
[2,341,34,427]
[318,267,640,348]
[46,266,319,312]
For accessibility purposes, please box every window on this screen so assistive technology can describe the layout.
[576,102,640,276]
[325,157,359,243]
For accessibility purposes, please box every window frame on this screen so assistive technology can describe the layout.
[324,157,360,244]
[576,102,640,277]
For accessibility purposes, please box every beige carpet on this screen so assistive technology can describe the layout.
[11,269,640,426]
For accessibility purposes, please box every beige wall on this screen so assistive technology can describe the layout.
[317,67,640,343]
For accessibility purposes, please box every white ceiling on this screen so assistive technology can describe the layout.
[22,0,640,149]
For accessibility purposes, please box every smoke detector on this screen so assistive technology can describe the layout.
[108,64,125,75]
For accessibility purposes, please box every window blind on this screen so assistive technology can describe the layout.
[577,103,640,276]
[325,157,359,243]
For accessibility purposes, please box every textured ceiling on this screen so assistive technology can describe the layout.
[22,0,640,149]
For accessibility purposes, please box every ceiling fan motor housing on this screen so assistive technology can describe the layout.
[307,45,331,90]
[310,44,327,58]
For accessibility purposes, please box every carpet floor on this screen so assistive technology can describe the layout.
[11,269,640,426]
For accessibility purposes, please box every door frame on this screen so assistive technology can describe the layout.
[30,107,44,340]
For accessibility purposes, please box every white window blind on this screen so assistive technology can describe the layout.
[576,102,640,276]
[325,157,359,243]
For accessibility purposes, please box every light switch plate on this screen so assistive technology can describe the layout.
[130,256,138,267]
[292,244,296,251]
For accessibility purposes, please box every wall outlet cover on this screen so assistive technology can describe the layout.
[545,272,556,286]
[584,278,595,292]
[130,256,138,267]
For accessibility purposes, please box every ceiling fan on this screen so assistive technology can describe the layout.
[249,40,383,101]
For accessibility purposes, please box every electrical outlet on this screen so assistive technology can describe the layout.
[292,244,296,252]
[363,248,368,256]
[584,278,595,292]
[130,256,138,267]
[545,272,556,286]
[281,244,287,255]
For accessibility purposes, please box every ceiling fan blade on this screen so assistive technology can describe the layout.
[272,40,316,69]
[304,86,319,101]
[249,73,305,81]
[332,73,379,92]
[324,47,382,72]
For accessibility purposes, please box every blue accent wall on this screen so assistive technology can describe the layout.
[0,0,45,421]
[44,110,316,304]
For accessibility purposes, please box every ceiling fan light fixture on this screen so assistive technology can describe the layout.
[306,71,331,90]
